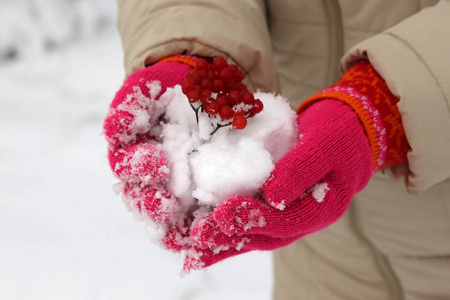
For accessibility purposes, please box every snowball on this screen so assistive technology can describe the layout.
[159,85,298,211]
[127,83,298,255]
[190,138,274,207]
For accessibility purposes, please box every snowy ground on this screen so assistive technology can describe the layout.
[0,12,272,300]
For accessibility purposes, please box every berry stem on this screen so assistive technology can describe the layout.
[209,122,232,136]
[190,104,200,125]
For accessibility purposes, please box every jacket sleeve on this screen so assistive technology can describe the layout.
[116,0,279,93]
[341,0,450,193]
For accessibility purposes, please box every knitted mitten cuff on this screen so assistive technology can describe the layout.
[157,54,198,68]
[297,60,409,172]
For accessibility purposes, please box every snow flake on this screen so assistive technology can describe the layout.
[243,209,266,231]
[311,182,330,203]
[276,200,286,211]
[235,237,251,251]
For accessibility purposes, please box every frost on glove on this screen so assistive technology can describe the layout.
[104,55,196,148]
[186,60,410,271]
[103,55,197,249]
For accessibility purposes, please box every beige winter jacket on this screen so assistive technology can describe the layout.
[117,0,450,299]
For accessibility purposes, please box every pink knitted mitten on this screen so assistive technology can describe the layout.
[185,61,409,271]
[103,56,196,249]
[184,99,372,270]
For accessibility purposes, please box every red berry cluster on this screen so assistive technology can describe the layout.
[181,57,263,131]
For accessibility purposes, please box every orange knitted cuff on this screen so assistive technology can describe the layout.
[297,60,409,172]
[157,55,197,68]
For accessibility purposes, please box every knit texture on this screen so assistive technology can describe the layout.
[263,99,373,209]
[157,55,197,68]
[186,99,375,270]
[297,60,409,172]
[103,55,195,228]
[104,55,195,147]
[186,61,411,271]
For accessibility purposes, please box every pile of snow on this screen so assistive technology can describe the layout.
[158,84,298,210]
[125,82,299,243]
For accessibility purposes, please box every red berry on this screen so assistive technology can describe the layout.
[229,64,238,73]
[227,90,241,105]
[239,83,248,93]
[252,99,264,114]
[200,78,213,91]
[200,96,211,105]
[196,58,210,70]
[218,67,232,82]
[198,69,208,80]
[207,69,216,80]
[229,65,244,82]
[224,82,241,93]
[187,87,201,103]
[213,57,228,71]
[232,113,247,130]
[216,95,229,107]
[233,69,244,82]
[187,70,201,85]
[181,79,194,95]
[219,105,234,120]
[200,89,212,101]
[211,79,224,93]
[242,92,254,105]
[205,100,220,115]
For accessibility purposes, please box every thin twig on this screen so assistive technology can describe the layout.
[190,104,200,124]
[210,122,232,136]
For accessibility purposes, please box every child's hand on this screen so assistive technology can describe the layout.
[103,56,196,250]
[184,61,410,270]
[184,99,374,270]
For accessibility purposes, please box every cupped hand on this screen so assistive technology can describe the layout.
[186,99,374,269]
[103,57,195,248]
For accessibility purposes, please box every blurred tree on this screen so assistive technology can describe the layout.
[0,0,116,64]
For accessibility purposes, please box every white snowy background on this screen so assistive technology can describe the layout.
[0,1,272,299]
